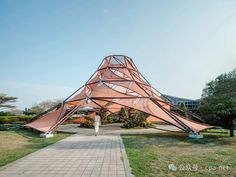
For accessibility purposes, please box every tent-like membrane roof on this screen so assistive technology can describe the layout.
[25,55,212,134]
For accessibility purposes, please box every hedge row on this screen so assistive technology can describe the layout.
[0,116,34,124]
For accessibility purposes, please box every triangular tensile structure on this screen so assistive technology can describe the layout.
[26,55,212,136]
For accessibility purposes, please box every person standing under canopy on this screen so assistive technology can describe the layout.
[94,112,101,136]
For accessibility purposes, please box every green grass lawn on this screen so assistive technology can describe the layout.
[0,129,73,167]
[122,130,236,177]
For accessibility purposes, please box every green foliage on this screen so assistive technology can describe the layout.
[104,114,115,124]
[98,108,108,124]
[122,108,151,129]
[30,100,62,115]
[98,108,122,124]
[79,116,94,128]
[106,115,114,123]
[0,111,9,116]
[0,116,34,124]
[118,107,126,122]
[178,102,188,118]
[101,113,121,124]
[0,109,22,116]
[0,124,21,131]
[197,69,236,131]
[0,93,17,109]
[23,108,36,115]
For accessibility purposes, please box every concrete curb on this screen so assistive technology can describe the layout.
[118,136,134,177]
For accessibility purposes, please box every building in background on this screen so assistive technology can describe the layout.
[162,94,200,112]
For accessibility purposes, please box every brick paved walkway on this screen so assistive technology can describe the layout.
[0,134,131,177]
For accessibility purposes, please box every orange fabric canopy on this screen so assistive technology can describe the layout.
[25,55,212,133]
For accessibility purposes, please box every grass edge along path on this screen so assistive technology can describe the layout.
[0,129,73,167]
[121,130,236,177]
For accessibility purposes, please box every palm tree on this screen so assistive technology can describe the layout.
[0,93,17,110]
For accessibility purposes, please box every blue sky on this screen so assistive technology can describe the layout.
[1,0,236,109]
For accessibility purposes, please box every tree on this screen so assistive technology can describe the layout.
[0,93,17,110]
[31,100,62,115]
[98,107,108,124]
[197,69,236,137]
[7,109,23,116]
[23,108,35,115]
[121,106,150,128]
[118,107,126,122]
[178,102,188,118]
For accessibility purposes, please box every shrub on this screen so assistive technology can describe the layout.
[0,117,8,124]
[0,112,9,116]
[0,124,22,131]
[118,107,126,122]
[122,110,152,129]
[106,116,114,123]
[99,112,121,124]
[104,114,121,124]
[98,108,107,124]
[0,116,34,124]
[79,116,94,128]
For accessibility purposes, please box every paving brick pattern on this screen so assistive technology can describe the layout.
[0,135,129,177]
